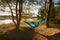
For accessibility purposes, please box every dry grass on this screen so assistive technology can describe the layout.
[0,17,60,40]
[0,22,60,40]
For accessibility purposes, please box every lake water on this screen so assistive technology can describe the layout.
[0,6,38,25]
[0,19,34,24]
[0,19,13,24]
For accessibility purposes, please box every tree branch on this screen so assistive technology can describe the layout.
[6,1,16,25]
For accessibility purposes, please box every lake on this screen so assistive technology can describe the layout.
[0,19,13,24]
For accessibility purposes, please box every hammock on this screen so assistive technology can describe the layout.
[24,18,45,28]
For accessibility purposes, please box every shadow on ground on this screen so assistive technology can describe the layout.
[0,27,60,40]
[0,27,36,40]
[42,33,60,40]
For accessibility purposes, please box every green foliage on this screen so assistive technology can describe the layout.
[50,7,60,24]
[1,0,12,3]
[1,0,16,4]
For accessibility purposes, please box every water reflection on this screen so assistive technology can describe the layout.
[0,19,13,24]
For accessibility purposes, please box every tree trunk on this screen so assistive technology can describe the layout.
[6,0,23,29]
[15,0,23,29]
[46,0,52,27]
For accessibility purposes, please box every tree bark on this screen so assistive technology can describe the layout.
[5,0,23,29]
[46,0,52,27]
[15,0,23,29]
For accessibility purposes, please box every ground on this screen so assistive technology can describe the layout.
[0,17,60,40]
[0,21,60,40]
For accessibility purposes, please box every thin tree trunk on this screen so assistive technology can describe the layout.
[15,0,19,29]
[5,0,23,29]
[15,0,23,29]
[18,0,23,26]
[6,1,16,26]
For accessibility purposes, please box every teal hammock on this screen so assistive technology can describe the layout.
[24,18,45,28]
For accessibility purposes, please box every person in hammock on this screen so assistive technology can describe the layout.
[24,18,45,28]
